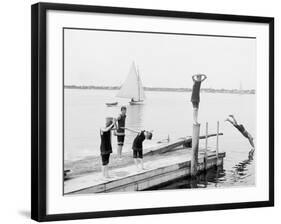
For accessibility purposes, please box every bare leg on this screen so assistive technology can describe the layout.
[248,139,254,148]
[134,158,139,169]
[101,165,110,179]
[247,134,255,148]
[193,108,198,124]
[139,159,144,170]
[104,165,111,178]
[101,165,106,178]
[117,145,122,158]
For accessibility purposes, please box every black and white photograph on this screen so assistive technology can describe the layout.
[63,28,257,194]
[0,0,278,223]
[30,2,274,221]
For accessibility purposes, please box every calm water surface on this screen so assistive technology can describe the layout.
[64,89,256,188]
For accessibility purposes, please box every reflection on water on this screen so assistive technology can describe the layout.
[126,104,145,131]
[227,152,255,185]
[146,153,255,190]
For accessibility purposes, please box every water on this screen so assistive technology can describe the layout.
[64,89,256,187]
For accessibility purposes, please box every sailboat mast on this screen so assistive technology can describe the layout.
[135,63,140,101]
[137,67,140,101]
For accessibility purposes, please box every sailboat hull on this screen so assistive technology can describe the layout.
[106,102,118,106]
[129,101,144,105]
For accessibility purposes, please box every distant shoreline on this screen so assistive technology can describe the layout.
[64,85,255,94]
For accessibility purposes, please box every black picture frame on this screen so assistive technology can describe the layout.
[31,2,274,222]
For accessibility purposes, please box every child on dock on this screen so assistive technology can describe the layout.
[191,74,207,124]
[123,128,153,171]
[100,117,116,179]
[225,115,255,154]
[115,106,127,159]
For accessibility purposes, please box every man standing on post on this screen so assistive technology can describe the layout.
[191,74,207,124]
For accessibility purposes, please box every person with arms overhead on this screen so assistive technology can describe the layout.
[191,74,207,124]
[100,117,116,179]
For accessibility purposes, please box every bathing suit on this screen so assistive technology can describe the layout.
[132,131,145,158]
[100,129,112,165]
[116,114,126,146]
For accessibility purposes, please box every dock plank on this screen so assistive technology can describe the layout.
[64,148,225,194]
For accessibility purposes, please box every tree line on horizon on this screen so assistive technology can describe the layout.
[64,85,255,94]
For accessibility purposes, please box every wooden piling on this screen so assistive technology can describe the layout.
[216,121,219,165]
[204,122,208,170]
[191,123,200,176]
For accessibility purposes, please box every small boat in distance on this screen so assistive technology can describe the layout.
[105,102,118,107]
[116,61,146,105]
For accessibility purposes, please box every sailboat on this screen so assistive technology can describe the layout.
[116,62,146,105]
[105,102,118,107]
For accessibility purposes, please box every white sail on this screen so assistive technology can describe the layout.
[116,62,146,101]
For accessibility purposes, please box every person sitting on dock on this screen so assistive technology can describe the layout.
[225,115,255,154]
[123,127,153,171]
[100,117,116,179]
[115,106,127,159]
[191,74,207,124]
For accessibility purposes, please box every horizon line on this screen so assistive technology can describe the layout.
[64,84,256,90]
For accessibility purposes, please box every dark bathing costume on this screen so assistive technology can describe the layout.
[117,114,126,146]
[191,80,201,108]
[233,123,250,138]
[132,131,146,159]
[100,127,113,166]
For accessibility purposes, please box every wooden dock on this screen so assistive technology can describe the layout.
[64,147,225,195]
[143,133,223,156]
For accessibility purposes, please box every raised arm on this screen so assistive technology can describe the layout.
[192,75,197,82]
[115,115,121,129]
[200,74,207,82]
[122,127,139,134]
[225,118,234,126]
[193,74,207,82]
[101,119,116,132]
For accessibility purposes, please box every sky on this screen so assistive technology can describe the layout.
[64,29,256,90]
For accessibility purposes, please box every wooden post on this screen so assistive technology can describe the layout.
[216,121,219,165]
[204,122,208,170]
[190,74,206,176]
[191,123,200,176]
